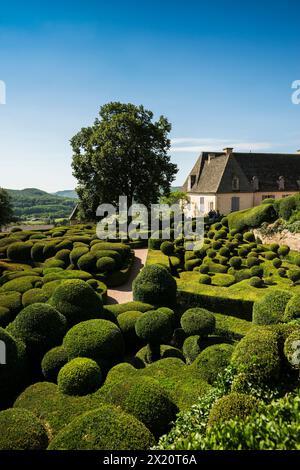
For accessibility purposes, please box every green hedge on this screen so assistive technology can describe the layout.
[227,204,276,231]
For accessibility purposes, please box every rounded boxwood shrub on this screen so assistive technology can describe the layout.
[96,256,116,273]
[0,328,28,405]
[247,256,260,268]
[185,258,202,271]
[208,393,259,428]
[0,408,48,450]
[77,253,97,272]
[180,308,215,337]
[238,247,249,257]
[57,357,102,396]
[199,264,209,274]
[0,306,11,327]
[160,241,174,256]
[243,231,255,242]
[133,264,177,307]
[250,265,263,278]
[48,405,155,450]
[287,268,300,286]
[278,245,290,257]
[31,243,45,262]
[135,344,184,365]
[253,290,293,325]
[272,258,282,268]
[269,243,279,253]
[183,335,201,364]
[63,319,125,368]
[284,330,300,369]
[198,274,212,284]
[22,288,49,307]
[41,345,68,382]
[264,251,277,260]
[7,242,32,262]
[231,328,280,384]
[55,249,71,265]
[117,310,143,349]
[9,303,67,357]
[219,246,230,257]
[229,256,242,269]
[192,343,234,384]
[212,240,222,250]
[207,249,216,259]
[249,276,263,288]
[123,376,178,438]
[69,246,89,265]
[135,310,173,362]
[284,294,300,322]
[278,267,286,278]
[49,279,103,326]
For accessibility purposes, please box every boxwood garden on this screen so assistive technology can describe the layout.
[0,221,300,450]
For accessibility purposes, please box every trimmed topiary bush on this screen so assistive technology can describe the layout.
[41,346,69,382]
[31,243,45,262]
[96,256,116,273]
[133,264,177,307]
[231,328,280,384]
[229,256,242,269]
[48,405,155,450]
[69,246,89,266]
[192,343,234,384]
[278,245,290,257]
[247,256,259,268]
[22,288,49,307]
[250,265,264,278]
[135,310,173,362]
[57,357,102,396]
[49,279,103,326]
[284,294,300,322]
[208,393,259,427]
[287,268,300,286]
[272,258,282,268]
[264,251,277,260]
[117,310,143,350]
[243,231,255,242]
[199,264,209,274]
[0,408,48,450]
[123,376,178,438]
[7,242,32,263]
[180,308,215,337]
[63,319,125,369]
[253,290,293,325]
[160,241,174,256]
[77,253,97,272]
[249,276,263,288]
[183,335,202,364]
[198,274,212,284]
[9,303,67,357]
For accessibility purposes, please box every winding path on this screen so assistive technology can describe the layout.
[106,248,148,304]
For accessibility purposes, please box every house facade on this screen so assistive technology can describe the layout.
[182,148,300,216]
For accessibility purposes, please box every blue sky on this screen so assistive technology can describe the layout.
[0,0,300,192]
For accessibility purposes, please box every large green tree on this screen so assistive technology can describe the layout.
[71,102,178,219]
[0,188,13,230]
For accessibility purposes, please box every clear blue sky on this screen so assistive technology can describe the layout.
[0,0,300,192]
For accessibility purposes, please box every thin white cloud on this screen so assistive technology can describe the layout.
[171,138,273,153]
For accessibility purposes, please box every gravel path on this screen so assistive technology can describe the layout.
[106,248,148,304]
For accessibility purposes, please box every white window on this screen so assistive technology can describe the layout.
[209,201,214,211]
[262,194,275,200]
[232,176,240,190]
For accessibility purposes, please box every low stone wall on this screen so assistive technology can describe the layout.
[253,228,300,251]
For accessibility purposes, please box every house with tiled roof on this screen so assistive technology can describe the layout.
[182,147,300,215]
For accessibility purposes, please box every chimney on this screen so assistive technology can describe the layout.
[223,147,233,156]
[208,153,216,164]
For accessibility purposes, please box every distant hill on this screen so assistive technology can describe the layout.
[5,188,77,221]
[52,190,78,199]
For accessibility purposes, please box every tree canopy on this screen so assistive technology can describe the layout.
[71,102,178,219]
[0,188,13,229]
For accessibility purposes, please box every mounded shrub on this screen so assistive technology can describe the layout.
[96,256,116,273]
[250,265,264,278]
[135,310,173,362]
[243,231,255,242]
[284,330,300,369]
[227,203,276,231]
[287,268,300,286]
[278,195,296,220]
[278,267,286,278]
[231,328,280,383]
[207,249,216,259]
[269,243,279,253]
[198,274,212,284]
[229,256,242,269]
[219,246,230,257]
[253,290,293,325]
[57,357,102,396]
[264,251,277,260]
[133,264,177,307]
[247,256,259,268]
[284,294,300,322]
[49,279,103,326]
[249,276,263,288]
[94,249,122,267]
[7,242,32,262]
[238,247,249,257]
[0,408,48,450]
[180,308,215,337]
[55,249,71,265]
[41,346,69,382]
[48,405,155,450]
[199,264,209,274]
[0,306,11,327]
[9,303,67,357]
[22,288,49,307]
[185,258,201,271]
[183,335,201,364]
[135,344,185,365]
[117,310,143,350]
[77,253,97,272]
[63,319,125,368]
[0,276,40,294]
[192,343,234,384]
[31,243,45,262]
[69,246,89,266]
[160,241,174,256]
[123,376,178,438]
[278,245,290,257]
[208,393,259,427]
[272,258,282,268]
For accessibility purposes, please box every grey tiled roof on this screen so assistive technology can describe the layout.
[183,151,300,193]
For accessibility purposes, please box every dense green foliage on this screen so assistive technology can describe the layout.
[0,408,48,450]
